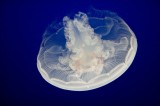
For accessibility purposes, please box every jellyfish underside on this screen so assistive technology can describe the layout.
[37,9,137,91]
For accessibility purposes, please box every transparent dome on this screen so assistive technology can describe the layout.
[37,9,137,91]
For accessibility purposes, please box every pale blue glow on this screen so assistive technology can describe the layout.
[37,9,137,91]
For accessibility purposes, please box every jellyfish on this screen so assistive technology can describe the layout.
[37,8,137,91]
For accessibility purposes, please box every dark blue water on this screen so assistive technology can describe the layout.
[1,0,160,105]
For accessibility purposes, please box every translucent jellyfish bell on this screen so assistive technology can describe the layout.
[37,9,137,91]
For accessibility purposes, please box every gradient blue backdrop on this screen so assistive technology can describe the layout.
[1,0,160,105]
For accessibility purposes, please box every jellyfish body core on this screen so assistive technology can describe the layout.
[37,9,137,91]
[64,13,108,76]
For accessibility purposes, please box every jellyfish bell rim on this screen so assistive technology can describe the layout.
[37,35,137,91]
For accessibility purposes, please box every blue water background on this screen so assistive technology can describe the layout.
[1,0,160,105]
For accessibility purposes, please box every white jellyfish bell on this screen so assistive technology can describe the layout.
[37,8,137,91]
